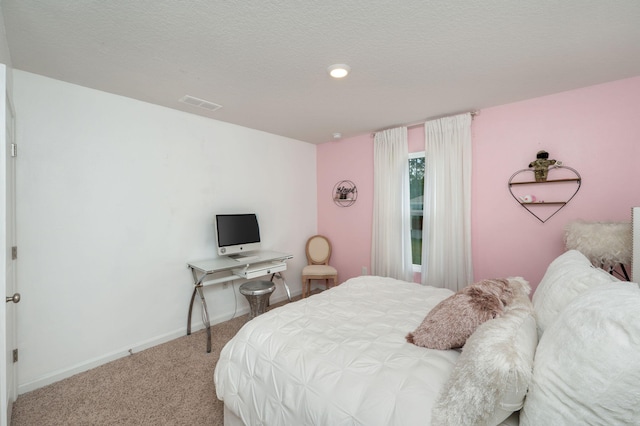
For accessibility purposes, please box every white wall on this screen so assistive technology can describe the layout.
[0,5,11,67]
[0,5,12,99]
[13,70,318,393]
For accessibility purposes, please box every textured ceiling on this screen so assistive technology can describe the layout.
[3,1,640,144]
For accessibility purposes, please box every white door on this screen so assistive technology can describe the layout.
[1,64,17,426]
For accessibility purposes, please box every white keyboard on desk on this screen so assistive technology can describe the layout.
[232,260,287,279]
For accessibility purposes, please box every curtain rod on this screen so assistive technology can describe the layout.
[371,110,479,136]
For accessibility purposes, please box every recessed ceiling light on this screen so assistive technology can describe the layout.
[328,64,351,79]
[333,132,342,139]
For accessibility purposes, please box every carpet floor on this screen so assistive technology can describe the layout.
[11,295,301,426]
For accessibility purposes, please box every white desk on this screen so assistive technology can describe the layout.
[186,250,293,352]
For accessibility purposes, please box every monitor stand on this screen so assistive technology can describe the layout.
[229,253,259,262]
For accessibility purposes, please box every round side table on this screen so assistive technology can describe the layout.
[239,280,276,319]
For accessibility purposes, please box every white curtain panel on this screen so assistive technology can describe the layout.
[422,113,473,291]
[371,127,413,281]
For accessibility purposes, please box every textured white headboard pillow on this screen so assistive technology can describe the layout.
[520,282,640,425]
[532,249,617,337]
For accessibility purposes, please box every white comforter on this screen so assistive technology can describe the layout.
[214,276,459,426]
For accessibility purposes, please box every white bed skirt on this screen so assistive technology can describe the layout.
[224,404,520,426]
[224,405,244,426]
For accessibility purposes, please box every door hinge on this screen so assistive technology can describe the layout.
[10,143,17,157]
[12,349,18,363]
[11,246,17,260]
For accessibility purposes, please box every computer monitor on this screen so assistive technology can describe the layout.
[215,213,261,257]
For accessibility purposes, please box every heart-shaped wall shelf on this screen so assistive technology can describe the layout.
[508,165,581,223]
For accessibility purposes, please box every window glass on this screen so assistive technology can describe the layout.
[409,153,425,265]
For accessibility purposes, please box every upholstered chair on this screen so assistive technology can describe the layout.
[301,235,338,298]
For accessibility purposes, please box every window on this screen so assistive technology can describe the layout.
[409,152,425,266]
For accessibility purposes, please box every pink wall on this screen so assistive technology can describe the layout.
[317,76,640,292]
[317,127,425,283]
[316,133,373,282]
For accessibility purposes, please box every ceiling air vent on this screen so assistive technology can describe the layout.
[179,95,222,112]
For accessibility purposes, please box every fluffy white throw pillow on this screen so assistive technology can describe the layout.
[431,277,537,425]
[532,249,617,338]
[520,282,640,425]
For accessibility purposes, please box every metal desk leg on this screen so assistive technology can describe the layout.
[196,285,212,353]
[187,286,197,335]
[187,268,205,336]
[272,272,292,302]
[187,268,212,353]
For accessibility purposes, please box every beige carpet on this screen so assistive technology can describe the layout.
[11,295,301,426]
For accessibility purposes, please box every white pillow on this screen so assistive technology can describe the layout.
[432,277,537,425]
[532,249,617,337]
[520,282,640,425]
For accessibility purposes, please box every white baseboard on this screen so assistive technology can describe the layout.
[17,291,299,395]
[18,327,186,394]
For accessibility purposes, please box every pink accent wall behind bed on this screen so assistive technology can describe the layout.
[317,75,640,293]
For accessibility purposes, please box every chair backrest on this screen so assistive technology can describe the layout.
[306,235,332,265]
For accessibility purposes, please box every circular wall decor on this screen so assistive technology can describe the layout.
[333,180,357,207]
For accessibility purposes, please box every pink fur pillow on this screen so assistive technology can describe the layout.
[406,278,513,350]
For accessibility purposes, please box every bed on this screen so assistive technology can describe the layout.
[214,276,459,425]
[215,251,640,425]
